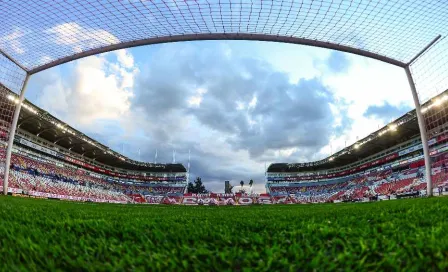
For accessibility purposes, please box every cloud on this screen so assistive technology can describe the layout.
[115,49,134,69]
[226,77,340,158]
[326,51,351,74]
[26,41,414,193]
[364,102,411,123]
[321,54,413,154]
[0,27,27,54]
[130,42,348,164]
[32,49,137,134]
[313,50,351,75]
[45,22,120,54]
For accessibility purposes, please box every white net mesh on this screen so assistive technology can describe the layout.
[410,35,448,193]
[1,0,447,72]
[411,37,448,105]
[410,37,448,138]
[0,54,27,190]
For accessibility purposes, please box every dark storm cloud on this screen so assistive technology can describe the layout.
[132,43,351,159]
[124,42,355,189]
[237,77,337,157]
[364,102,411,123]
[182,148,266,192]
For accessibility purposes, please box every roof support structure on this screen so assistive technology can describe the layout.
[18,115,39,128]
[68,142,86,151]
[36,127,58,137]
[92,154,105,160]
[68,143,84,151]
[82,150,95,157]
[53,136,73,145]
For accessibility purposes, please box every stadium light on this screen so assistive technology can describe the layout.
[389,124,398,131]
[7,95,19,104]
[354,144,360,149]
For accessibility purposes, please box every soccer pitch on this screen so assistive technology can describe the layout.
[1,197,447,271]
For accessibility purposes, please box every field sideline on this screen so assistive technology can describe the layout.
[1,197,448,271]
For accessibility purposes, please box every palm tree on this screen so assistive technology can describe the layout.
[249,179,254,188]
[240,180,244,189]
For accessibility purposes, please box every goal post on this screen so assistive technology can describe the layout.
[408,36,448,196]
[0,52,28,195]
[405,67,432,196]
[2,75,30,195]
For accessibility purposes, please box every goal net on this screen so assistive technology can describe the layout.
[410,36,448,192]
[0,54,27,189]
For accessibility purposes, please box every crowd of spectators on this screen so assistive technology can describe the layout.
[1,143,448,205]
[0,146,186,203]
[269,158,448,203]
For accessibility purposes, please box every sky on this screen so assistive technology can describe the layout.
[23,40,414,193]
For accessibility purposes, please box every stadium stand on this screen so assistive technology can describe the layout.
[0,87,190,204]
[0,145,188,203]
[267,145,448,203]
[266,89,448,203]
[266,94,448,203]
[1,84,448,205]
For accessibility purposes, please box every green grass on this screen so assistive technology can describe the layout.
[1,197,448,271]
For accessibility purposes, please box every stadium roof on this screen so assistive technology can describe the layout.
[0,84,186,172]
[268,89,448,173]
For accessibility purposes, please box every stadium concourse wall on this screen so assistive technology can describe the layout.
[7,190,285,205]
[142,193,438,205]
[10,191,447,206]
[9,189,128,204]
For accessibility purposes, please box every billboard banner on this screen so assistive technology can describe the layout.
[137,194,307,206]
[161,196,184,205]
[17,137,62,158]
[398,144,422,156]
